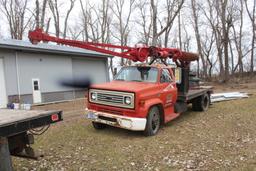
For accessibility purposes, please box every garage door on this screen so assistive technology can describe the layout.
[0,58,7,108]
[72,58,108,84]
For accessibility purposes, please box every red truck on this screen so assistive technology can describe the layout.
[87,64,212,136]
[29,29,213,136]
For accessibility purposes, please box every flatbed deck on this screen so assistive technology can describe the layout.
[177,86,213,102]
[187,86,213,101]
[0,109,63,137]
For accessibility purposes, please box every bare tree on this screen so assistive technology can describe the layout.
[231,1,244,73]
[110,0,135,66]
[63,0,75,38]
[68,24,83,40]
[79,0,111,42]
[191,0,207,78]
[136,1,152,46]
[33,0,51,33]
[245,0,256,73]
[79,0,115,75]
[201,0,235,81]
[182,22,191,52]
[79,0,90,41]
[48,0,60,37]
[0,0,32,40]
[35,0,47,28]
[217,0,234,81]
[202,31,216,78]
[48,0,75,38]
[201,0,223,78]
[150,0,185,46]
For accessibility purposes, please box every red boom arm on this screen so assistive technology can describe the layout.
[28,28,198,64]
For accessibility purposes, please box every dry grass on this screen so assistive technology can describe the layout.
[12,85,256,171]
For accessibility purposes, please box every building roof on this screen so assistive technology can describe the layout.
[0,39,112,58]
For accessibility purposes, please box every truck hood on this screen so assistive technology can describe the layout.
[90,81,158,93]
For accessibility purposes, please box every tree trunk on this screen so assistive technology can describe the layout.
[151,0,158,46]
[191,0,207,78]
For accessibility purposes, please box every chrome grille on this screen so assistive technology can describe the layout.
[97,93,124,104]
[89,89,134,109]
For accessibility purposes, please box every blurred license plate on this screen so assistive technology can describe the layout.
[87,112,97,119]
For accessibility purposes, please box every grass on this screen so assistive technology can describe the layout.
[13,94,256,171]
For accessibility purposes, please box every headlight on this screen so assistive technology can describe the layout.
[124,96,131,104]
[91,92,97,100]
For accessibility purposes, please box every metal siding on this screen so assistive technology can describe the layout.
[72,57,107,84]
[1,49,109,103]
[7,90,87,104]
[17,52,73,94]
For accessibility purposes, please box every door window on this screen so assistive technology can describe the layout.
[33,80,39,90]
[160,69,172,83]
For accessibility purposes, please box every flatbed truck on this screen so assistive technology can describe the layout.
[28,28,213,136]
[87,65,213,136]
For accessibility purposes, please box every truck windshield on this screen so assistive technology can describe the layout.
[114,67,158,83]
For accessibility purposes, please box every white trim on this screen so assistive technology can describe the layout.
[15,52,21,102]
[0,58,7,108]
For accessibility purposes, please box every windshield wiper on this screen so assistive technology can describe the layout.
[130,80,143,82]
[115,78,125,81]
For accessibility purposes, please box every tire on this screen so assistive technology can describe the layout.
[92,122,107,130]
[144,106,161,136]
[192,93,210,111]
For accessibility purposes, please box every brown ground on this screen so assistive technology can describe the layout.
[12,78,256,171]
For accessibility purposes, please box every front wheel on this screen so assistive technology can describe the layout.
[92,122,107,130]
[144,106,161,136]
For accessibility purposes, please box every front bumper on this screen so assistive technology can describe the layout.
[86,109,146,131]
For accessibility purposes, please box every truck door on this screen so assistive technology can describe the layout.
[160,68,178,122]
[160,69,177,107]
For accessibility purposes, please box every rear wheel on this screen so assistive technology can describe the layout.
[92,122,107,130]
[144,106,161,136]
[192,93,210,111]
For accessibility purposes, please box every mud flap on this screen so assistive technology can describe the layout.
[174,101,187,113]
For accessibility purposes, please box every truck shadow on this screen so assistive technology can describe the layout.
[165,105,200,127]
[101,126,145,138]
[165,104,212,127]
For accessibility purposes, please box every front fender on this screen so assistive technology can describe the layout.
[139,98,164,118]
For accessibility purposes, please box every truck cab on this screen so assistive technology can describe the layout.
[87,64,211,136]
